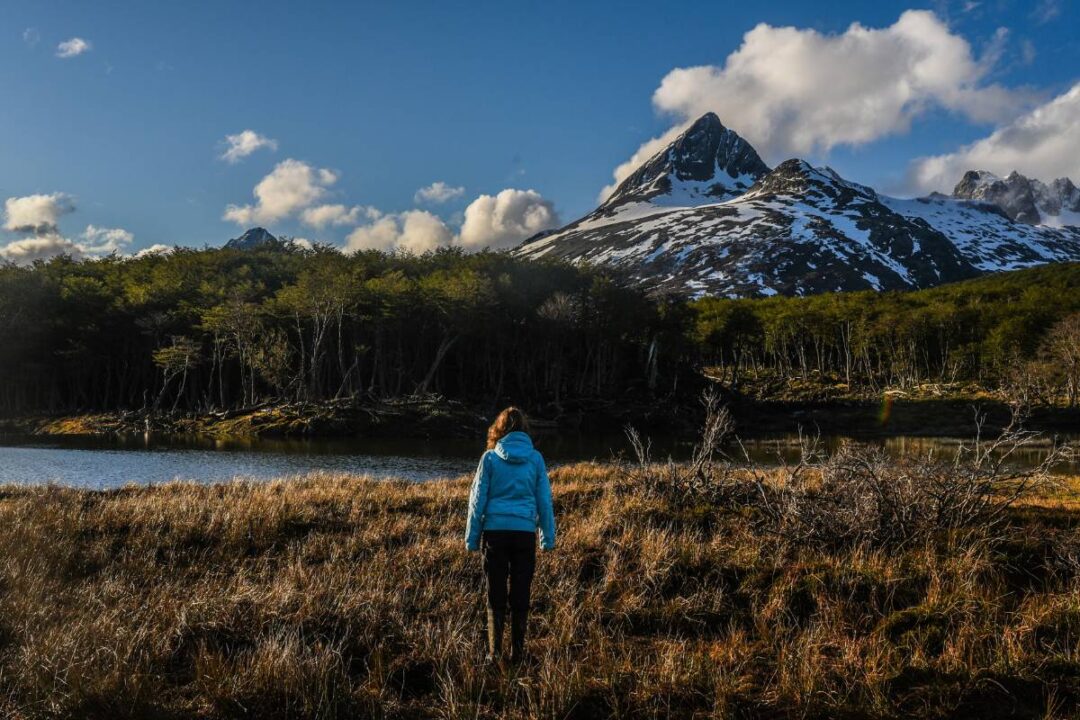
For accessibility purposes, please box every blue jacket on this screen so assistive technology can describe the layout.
[465,431,556,551]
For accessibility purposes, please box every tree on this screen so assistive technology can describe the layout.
[152,336,200,412]
[200,298,263,407]
[1042,313,1080,406]
[414,268,495,395]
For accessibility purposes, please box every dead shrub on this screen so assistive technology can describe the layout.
[623,389,744,507]
[751,408,1072,550]
[626,399,1073,551]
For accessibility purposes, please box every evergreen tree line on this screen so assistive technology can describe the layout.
[0,247,1077,417]
[0,247,690,415]
[692,263,1080,404]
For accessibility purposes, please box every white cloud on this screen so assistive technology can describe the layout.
[223,159,338,225]
[300,203,379,228]
[134,244,173,258]
[602,10,1029,198]
[459,189,559,250]
[23,28,40,47]
[56,37,91,58]
[346,218,399,253]
[979,26,1011,73]
[221,167,555,255]
[3,193,75,234]
[1,193,138,263]
[289,237,314,250]
[80,225,135,254]
[220,130,278,164]
[910,82,1080,193]
[414,181,465,204]
[0,224,134,264]
[346,210,453,255]
[0,236,78,263]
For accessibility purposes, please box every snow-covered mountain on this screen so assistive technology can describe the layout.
[952,170,1080,227]
[515,113,1080,297]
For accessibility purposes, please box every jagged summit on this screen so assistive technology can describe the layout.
[952,170,1080,226]
[953,171,1041,224]
[743,159,875,202]
[225,227,281,250]
[601,113,770,210]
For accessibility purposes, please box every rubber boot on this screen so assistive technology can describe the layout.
[510,609,529,666]
[485,609,506,664]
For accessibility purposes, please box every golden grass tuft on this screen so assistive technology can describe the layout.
[0,466,1078,718]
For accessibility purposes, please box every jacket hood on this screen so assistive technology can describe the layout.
[493,431,534,463]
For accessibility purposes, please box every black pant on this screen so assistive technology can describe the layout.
[481,530,535,613]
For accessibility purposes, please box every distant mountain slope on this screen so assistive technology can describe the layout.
[952,170,1080,226]
[516,114,1080,297]
[882,194,1080,272]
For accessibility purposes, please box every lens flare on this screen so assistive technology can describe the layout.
[879,394,894,427]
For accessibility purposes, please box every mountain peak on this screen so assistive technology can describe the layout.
[686,111,723,132]
[1043,177,1080,219]
[745,159,876,202]
[601,113,770,210]
[224,227,281,250]
[952,170,1080,225]
[953,170,1039,223]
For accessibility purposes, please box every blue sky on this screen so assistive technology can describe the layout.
[0,0,1077,257]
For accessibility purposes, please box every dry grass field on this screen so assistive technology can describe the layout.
[0,438,1079,718]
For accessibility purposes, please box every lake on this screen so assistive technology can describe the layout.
[0,431,1076,489]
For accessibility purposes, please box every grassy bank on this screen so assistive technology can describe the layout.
[7,397,1080,448]
[0,396,492,440]
[0,395,694,441]
[709,369,1080,437]
[1,458,1080,719]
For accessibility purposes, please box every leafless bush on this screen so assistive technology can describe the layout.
[623,389,738,505]
[626,396,1073,550]
[1002,355,1059,407]
[750,407,1072,549]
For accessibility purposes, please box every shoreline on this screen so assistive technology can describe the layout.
[0,394,703,442]
[2,394,1077,444]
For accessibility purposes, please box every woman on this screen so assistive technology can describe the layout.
[465,407,556,666]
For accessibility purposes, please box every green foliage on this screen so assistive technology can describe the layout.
[0,247,687,413]
[691,263,1080,394]
[0,250,1076,415]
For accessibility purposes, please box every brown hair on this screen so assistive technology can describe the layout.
[486,406,531,450]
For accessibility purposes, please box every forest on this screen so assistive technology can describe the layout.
[0,245,689,416]
[693,262,1080,404]
[0,244,1077,418]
